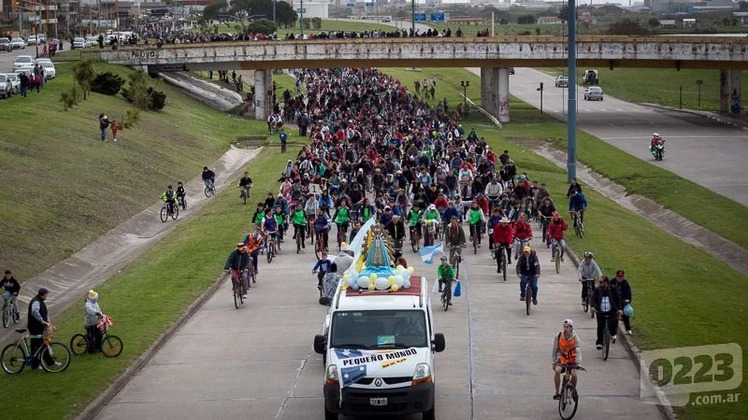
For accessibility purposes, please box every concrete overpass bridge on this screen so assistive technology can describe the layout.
[86,36,748,120]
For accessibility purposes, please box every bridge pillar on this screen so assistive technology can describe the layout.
[720,70,730,114]
[254,70,273,121]
[497,68,510,123]
[730,70,742,117]
[480,68,495,114]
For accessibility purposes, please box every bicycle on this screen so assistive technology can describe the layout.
[410,224,421,253]
[580,278,595,317]
[570,211,584,238]
[159,202,179,223]
[1,327,71,374]
[70,315,123,357]
[495,243,510,282]
[551,239,562,274]
[314,229,328,260]
[306,216,315,245]
[539,215,552,248]
[295,225,305,254]
[469,223,481,255]
[558,364,586,420]
[204,180,216,197]
[423,221,436,247]
[177,194,187,210]
[336,223,347,252]
[227,270,245,309]
[240,185,251,205]
[448,245,464,279]
[266,233,277,263]
[2,294,20,328]
[439,278,453,311]
[524,278,533,316]
[597,311,613,361]
[514,238,532,260]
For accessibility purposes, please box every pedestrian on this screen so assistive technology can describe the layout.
[110,119,119,142]
[28,288,56,370]
[84,290,104,353]
[612,270,633,335]
[33,72,41,93]
[334,246,354,273]
[19,72,28,98]
[279,128,288,153]
[99,114,110,141]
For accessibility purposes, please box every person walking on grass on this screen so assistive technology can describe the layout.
[99,114,110,141]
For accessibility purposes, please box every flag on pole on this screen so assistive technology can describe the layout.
[419,242,443,265]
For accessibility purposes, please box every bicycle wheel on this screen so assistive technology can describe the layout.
[101,335,124,358]
[2,308,8,328]
[41,342,71,373]
[558,384,579,420]
[501,254,507,282]
[242,192,247,205]
[70,333,88,356]
[171,206,179,220]
[411,232,419,253]
[1,343,26,374]
[582,294,589,313]
[525,283,532,316]
[455,259,460,280]
[314,239,322,260]
[473,237,478,254]
[297,233,302,254]
[159,207,168,223]
[555,248,561,274]
[579,223,584,239]
[602,327,610,361]
[204,186,212,197]
[442,290,449,312]
[233,280,240,309]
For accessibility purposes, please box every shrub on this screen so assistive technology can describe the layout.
[248,19,277,35]
[122,107,141,129]
[91,72,125,95]
[148,88,166,110]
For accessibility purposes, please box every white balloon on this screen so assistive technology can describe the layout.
[357,275,371,289]
[403,278,411,288]
[347,276,357,287]
[394,275,405,288]
[375,277,390,290]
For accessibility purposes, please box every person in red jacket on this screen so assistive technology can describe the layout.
[546,212,568,262]
[475,193,489,215]
[513,213,533,259]
[491,217,514,273]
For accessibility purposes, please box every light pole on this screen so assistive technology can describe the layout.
[411,0,415,36]
[537,82,544,114]
[460,80,470,116]
[300,0,304,39]
[696,79,703,109]
[273,0,276,24]
[567,0,578,183]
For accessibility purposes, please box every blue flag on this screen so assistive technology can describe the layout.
[341,365,367,388]
[334,348,364,359]
[419,242,443,265]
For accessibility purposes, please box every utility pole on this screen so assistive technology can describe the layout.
[411,0,415,36]
[567,0,578,183]
[537,82,544,114]
[300,0,304,38]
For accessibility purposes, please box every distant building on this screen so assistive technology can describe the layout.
[292,0,328,19]
[734,11,748,25]
[644,0,736,14]
[537,16,562,25]
[659,18,677,28]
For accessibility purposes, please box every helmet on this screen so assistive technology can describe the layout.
[653,133,660,137]
[563,319,574,327]
[584,251,594,259]
[623,304,634,318]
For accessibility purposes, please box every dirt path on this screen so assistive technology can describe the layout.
[1,146,261,346]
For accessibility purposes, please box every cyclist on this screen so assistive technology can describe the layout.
[263,212,279,248]
[566,177,583,199]
[224,243,250,299]
[568,190,588,225]
[160,185,178,214]
[312,250,332,295]
[242,226,264,276]
[484,176,504,207]
[650,133,665,154]
[202,166,216,191]
[176,181,186,208]
[612,270,633,335]
[537,195,556,245]
[238,171,253,198]
[437,255,456,305]
[467,201,486,246]
[491,217,514,272]
[513,213,533,260]
[591,276,622,348]
[314,207,331,250]
[304,193,319,220]
[84,290,104,353]
[273,206,287,243]
[1,270,21,321]
[291,202,307,248]
[445,216,467,262]
[407,204,423,244]
[552,319,583,400]
[333,198,351,245]
[423,204,441,246]
[516,245,540,304]
[547,212,568,263]
[578,251,603,304]
[486,207,504,253]
[252,202,266,227]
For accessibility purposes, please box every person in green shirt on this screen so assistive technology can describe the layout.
[274,206,286,243]
[423,204,440,246]
[252,203,266,227]
[467,202,486,246]
[290,202,307,248]
[437,255,456,305]
[407,204,423,245]
[333,198,351,246]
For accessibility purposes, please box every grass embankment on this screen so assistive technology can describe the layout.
[0,62,268,281]
[383,68,747,420]
[541,67,748,112]
[0,146,298,419]
[384,67,748,248]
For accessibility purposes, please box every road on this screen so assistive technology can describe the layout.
[468,67,748,207]
[95,221,662,420]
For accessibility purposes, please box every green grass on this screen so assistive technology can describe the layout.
[384,68,747,419]
[0,62,269,282]
[0,146,298,419]
[541,67,748,112]
[384,67,748,248]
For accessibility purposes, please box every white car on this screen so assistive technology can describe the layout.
[0,38,10,52]
[0,74,12,99]
[12,55,35,72]
[10,37,27,50]
[35,59,56,80]
[26,35,38,45]
[5,73,20,94]
[86,35,98,47]
[73,37,86,49]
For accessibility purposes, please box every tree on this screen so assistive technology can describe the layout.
[517,14,536,25]
[203,0,228,21]
[607,18,649,35]
[248,19,278,35]
[73,60,95,99]
[739,1,748,11]
[274,0,298,28]
[648,17,660,28]
[558,5,569,22]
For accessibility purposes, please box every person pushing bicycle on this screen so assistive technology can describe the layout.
[552,319,583,400]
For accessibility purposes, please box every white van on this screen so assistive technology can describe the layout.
[313,276,445,420]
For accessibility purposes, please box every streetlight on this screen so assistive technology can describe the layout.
[460,80,470,116]
[411,0,415,37]
[536,82,544,114]
[696,79,703,109]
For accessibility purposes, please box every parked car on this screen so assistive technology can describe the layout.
[26,35,38,45]
[86,35,98,47]
[73,37,86,49]
[5,73,20,94]
[584,86,604,101]
[12,55,35,72]
[0,74,12,99]
[0,38,10,52]
[555,75,569,88]
[35,58,56,80]
[10,37,27,50]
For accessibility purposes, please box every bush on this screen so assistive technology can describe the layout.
[248,19,277,35]
[121,107,141,129]
[91,72,126,95]
[59,86,81,111]
[148,88,166,110]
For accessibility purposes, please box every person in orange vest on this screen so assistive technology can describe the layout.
[552,319,583,400]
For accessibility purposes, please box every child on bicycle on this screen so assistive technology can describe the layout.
[407,204,423,243]
[312,251,332,295]
[437,256,456,304]
[160,185,178,213]
[467,202,486,245]
[176,181,186,208]
[291,202,307,248]
[1,270,21,320]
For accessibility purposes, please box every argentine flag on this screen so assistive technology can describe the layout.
[341,365,368,388]
[334,348,364,359]
[419,242,444,265]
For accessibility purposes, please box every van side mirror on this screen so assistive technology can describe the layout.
[313,334,327,354]
[432,333,446,353]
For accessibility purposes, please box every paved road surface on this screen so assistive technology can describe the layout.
[96,220,662,420]
[469,67,748,207]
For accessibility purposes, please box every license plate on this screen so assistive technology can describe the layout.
[369,397,388,406]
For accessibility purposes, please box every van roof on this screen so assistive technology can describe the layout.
[333,276,428,311]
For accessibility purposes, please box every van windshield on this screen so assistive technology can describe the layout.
[330,310,428,350]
